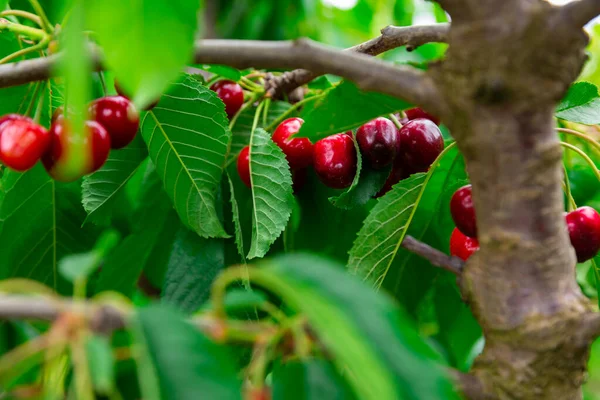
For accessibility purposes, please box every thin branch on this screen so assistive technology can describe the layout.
[401,235,464,275]
[0,38,444,115]
[560,0,600,28]
[265,23,449,99]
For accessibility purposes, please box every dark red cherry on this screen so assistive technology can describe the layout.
[0,119,50,171]
[210,80,244,119]
[314,133,357,189]
[43,119,111,181]
[237,145,251,188]
[356,117,400,169]
[272,118,313,170]
[450,184,477,238]
[450,228,480,261]
[398,118,444,173]
[405,107,440,125]
[90,96,140,149]
[566,206,600,263]
[375,159,407,198]
[114,80,159,110]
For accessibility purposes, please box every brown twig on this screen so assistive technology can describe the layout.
[559,0,600,28]
[401,235,464,275]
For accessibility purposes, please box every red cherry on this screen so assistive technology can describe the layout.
[375,160,409,198]
[450,184,477,238]
[42,119,111,181]
[566,206,600,263]
[90,96,140,149]
[0,119,50,171]
[237,145,251,188]
[0,114,31,129]
[210,80,244,119]
[398,118,444,173]
[272,118,314,170]
[356,117,400,169]
[314,133,357,189]
[450,228,480,261]
[405,107,440,125]
[114,80,159,110]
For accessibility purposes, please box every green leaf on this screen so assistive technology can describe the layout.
[227,173,246,261]
[556,81,600,125]
[132,305,242,400]
[198,65,242,82]
[82,136,148,225]
[86,335,115,395]
[258,254,459,400]
[95,166,176,296]
[0,166,98,292]
[140,75,230,238]
[272,359,357,400]
[162,227,225,314]
[247,128,294,259]
[59,230,120,282]
[329,138,389,209]
[348,173,427,287]
[298,80,411,141]
[0,31,32,116]
[85,0,202,108]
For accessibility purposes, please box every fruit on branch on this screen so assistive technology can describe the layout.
[114,80,159,111]
[0,113,31,128]
[397,118,444,174]
[566,206,600,262]
[450,228,480,261]
[210,80,244,119]
[0,118,50,171]
[271,118,314,170]
[89,96,140,149]
[314,133,357,189]
[404,107,440,125]
[356,117,400,169]
[237,145,251,188]
[450,184,477,238]
[42,119,111,182]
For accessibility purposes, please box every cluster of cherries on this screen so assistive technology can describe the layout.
[235,108,444,194]
[449,184,600,263]
[0,91,140,181]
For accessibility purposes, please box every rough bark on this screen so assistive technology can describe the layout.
[428,1,597,398]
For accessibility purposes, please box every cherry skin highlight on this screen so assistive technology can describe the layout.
[237,145,251,188]
[90,96,140,149]
[398,118,444,173]
[0,114,31,129]
[405,107,441,125]
[566,206,600,262]
[0,119,50,171]
[42,119,111,181]
[271,118,314,170]
[450,184,477,238]
[356,117,400,169]
[313,133,357,189]
[450,228,480,261]
[210,80,244,119]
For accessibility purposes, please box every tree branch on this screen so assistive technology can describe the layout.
[264,23,449,99]
[0,38,445,115]
[560,0,600,28]
[575,311,600,346]
[401,235,464,275]
[451,370,496,400]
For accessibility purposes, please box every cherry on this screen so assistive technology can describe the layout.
[0,119,50,171]
[0,114,31,129]
[356,117,400,169]
[210,80,244,119]
[90,96,140,149]
[566,206,600,262]
[42,119,111,181]
[450,228,480,261]
[271,118,313,170]
[114,80,159,110]
[405,107,440,125]
[450,184,477,238]
[398,118,444,173]
[375,159,407,198]
[237,145,251,188]
[314,133,357,189]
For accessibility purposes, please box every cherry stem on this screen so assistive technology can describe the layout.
[264,93,324,132]
[556,128,600,156]
[560,141,600,181]
[388,112,404,130]
[0,36,50,64]
[24,81,42,117]
[562,164,577,212]
[27,0,53,33]
[0,18,46,41]
[0,10,43,27]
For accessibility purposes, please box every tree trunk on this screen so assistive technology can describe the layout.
[430,1,596,398]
